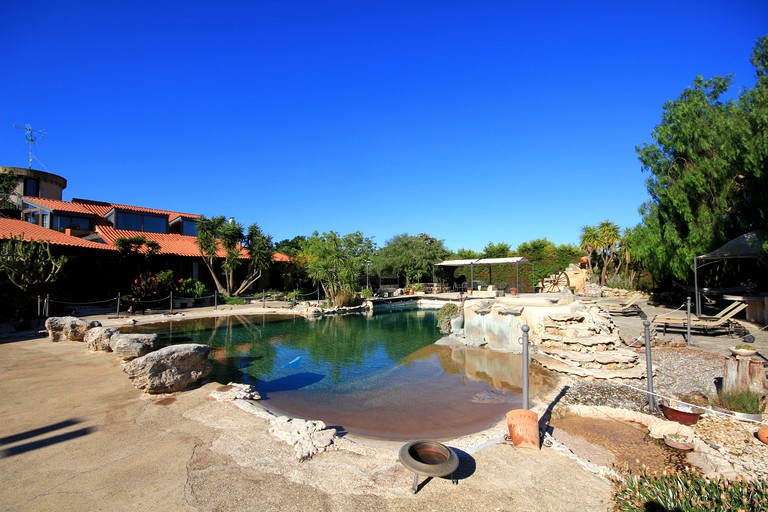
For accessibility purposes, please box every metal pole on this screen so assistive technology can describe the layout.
[45,294,49,317]
[170,292,174,314]
[693,256,700,317]
[686,296,692,346]
[643,320,655,413]
[263,289,266,308]
[116,293,121,317]
[37,295,41,317]
[522,324,530,410]
[214,291,218,310]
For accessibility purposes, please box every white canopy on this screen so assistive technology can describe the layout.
[436,257,532,290]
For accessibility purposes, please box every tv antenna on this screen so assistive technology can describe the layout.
[13,123,47,169]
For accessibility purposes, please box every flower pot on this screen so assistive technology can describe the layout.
[663,434,694,451]
[505,409,540,450]
[729,347,757,357]
[757,427,768,444]
[660,402,702,425]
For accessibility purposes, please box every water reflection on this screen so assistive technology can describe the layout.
[127,311,555,439]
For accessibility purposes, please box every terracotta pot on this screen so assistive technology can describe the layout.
[660,403,702,425]
[505,409,540,450]
[757,427,768,444]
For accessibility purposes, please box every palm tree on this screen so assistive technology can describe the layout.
[579,225,600,283]
[597,220,621,286]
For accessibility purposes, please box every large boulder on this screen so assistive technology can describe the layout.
[45,316,89,342]
[110,333,159,361]
[84,326,120,352]
[123,344,212,394]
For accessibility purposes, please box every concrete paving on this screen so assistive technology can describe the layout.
[0,296,765,512]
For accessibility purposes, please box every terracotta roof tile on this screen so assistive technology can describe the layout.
[22,197,96,216]
[72,198,200,222]
[0,218,115,250]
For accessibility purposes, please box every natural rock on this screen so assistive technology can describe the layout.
[268,416,337,460]
[84,326,120,352]
[123,343,212,394]
[110,333,159,361]
[45,316,89,342]
[210,383,261,401]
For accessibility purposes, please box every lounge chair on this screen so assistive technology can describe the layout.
[652,300,743,324]
[655,302,747,335]
[605,293,644,316]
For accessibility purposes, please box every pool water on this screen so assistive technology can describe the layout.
[130,310,553,439]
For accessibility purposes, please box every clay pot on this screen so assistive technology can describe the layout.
[505,409,540,450]
[757,427,768,444]
[660,403,702,425]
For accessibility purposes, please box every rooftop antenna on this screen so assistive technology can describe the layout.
[13,123,47,169]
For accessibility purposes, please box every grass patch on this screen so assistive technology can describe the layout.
[716,389,764,415]
[612,468,768,511]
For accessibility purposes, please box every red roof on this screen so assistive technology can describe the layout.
[22,197,97,216]
[0,218,115,251]
[11,197,289,262]
[71,198,200,223]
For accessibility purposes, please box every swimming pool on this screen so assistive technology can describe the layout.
[129,310,554,439]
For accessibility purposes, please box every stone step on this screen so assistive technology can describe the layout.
[547,312,587,324]
[538,333,620,352]
[531,351,647,380]
[541,347,639,369]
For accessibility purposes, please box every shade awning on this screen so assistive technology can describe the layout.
[436,257,531,266]
[697,232,763,260]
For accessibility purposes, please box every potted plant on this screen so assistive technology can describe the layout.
[729,345,758,357]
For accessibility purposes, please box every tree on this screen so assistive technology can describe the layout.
[0,169,17,209]
[514,238,580,289]
[300,231,375,307]
[636,35,768,282]
[0,235,66,293]
[374,233,450,286]
[597,220,621,286]
[483,241,511,258]
[454,248,481,260]
[579,225,600,282]
[195,216,274,297]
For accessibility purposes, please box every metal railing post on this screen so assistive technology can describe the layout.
[170,292,174,314]
[116,293,121,317]
[214,291,218,310]
[643,320,655,413]
[522,324,530,410]
[686,296,692,346]
[37,295,41,318]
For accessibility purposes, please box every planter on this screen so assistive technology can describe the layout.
[505,409,540,450]
[729,347,757,357]
[660,402,703,425]
[712,405,764,422]
[663,434,694,451]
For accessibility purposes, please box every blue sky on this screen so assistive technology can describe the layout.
[1,2,766,253]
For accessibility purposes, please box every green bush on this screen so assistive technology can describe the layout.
[361,288,373,299]
[436,303,459,334]
[612,468,768,511]
[717,389,764,414]
[223,296,246,305]
[178,279,209,298]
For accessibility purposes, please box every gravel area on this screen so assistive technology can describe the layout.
[555,344,768,480]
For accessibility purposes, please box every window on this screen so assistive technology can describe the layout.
[181,219,198,237]
[24,178,39,197]
[114,211,167,233]
[52,215,93,232]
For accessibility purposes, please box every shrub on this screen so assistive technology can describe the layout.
[177,279,209,298]
[361,288,373,299]
[223,296,246,305]
[612,468,768,511]
[717,389,764,415]
[436,303,459,334]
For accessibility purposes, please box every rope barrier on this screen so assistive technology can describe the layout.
[48,296,118,306]
[529,344,768,426]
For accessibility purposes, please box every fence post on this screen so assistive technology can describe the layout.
[686,296,692,346]
[643,320,655,413]
[37,295,41,318]
[45,294,49,317]
[214,291,218,310]
[522,324,530,410]
[170,292,174,314]
[116,293,121,317]
[263,289,266,308]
